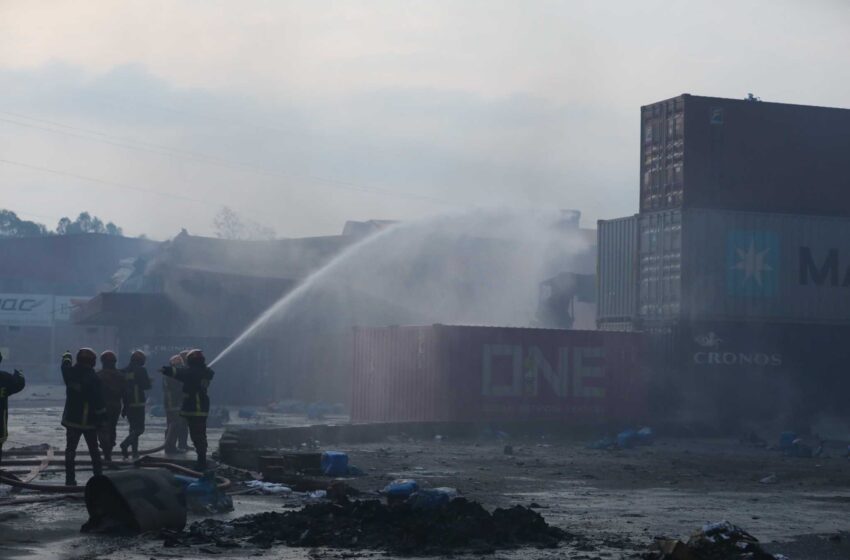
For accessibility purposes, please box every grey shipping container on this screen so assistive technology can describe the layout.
[641,320,850,426]
[597,215,639,324]
[638,208,850,324]
[640,94,850,217]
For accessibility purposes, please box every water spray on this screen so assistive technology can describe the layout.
[209,207,589,367]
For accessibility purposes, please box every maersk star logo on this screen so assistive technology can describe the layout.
[726,231,779,297]
[731,239,773,286]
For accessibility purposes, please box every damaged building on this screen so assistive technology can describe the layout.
[73,216,597,407]
[0,233,158,380]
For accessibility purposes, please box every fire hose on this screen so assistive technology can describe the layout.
[0,452,230,494]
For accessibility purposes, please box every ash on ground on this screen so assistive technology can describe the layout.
[175,498,569,555]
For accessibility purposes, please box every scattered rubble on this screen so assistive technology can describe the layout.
[642,521,785,560]
[176,498,568,554]
[759,473,778,485]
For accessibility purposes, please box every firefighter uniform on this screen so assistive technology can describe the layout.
[96,351,125,462]
[61,350,105,486]
[161,349,214,469]
[120,351,151,459]
[0,354,25,467]
[163,355,188,453]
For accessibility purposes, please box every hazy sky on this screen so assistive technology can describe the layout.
[1,0,848,239]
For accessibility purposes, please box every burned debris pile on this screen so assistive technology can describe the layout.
[643,521,783,560]
[180,498,568,554]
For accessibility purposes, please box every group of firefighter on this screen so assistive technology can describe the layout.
[0,347,214,487]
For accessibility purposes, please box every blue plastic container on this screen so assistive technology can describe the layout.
[636,427,654,445]
[617,429,638,449]
[321,451,350,476]
[383,479,419,502]
[173,474,198,488]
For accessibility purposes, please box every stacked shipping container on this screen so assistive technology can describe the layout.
[600,93,850,425]
[640,94,850,216]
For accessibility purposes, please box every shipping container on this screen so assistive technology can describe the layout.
[597,321,636,332]
[640,94,850,216]
[597,215,639,324]
[637,208,850,324]
[640,320,850,427]
[638,210,682,319]
[351,325,645,424]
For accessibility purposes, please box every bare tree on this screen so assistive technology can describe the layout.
[213,206,275,240]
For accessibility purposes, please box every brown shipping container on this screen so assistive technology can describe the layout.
[351,325,644,424]
[640,94,850,216]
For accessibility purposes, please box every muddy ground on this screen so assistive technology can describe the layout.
[2,384,850,559]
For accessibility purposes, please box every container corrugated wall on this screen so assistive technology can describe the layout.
[351,326,449,422]
[637,210,682,320]
[642,321,850,424]
[352,325,645,424]
[597,216,639,324]
[640,94,850,217]
[681,209,850,324]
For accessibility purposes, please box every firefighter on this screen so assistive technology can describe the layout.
[96,350,124,463]
[61,348,105,486]
[162,353,189,454]
[160,349,214,469]
[0,352,25,467]
[119,350,151,459]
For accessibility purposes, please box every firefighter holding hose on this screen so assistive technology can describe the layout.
[160,349,214,470]
[0,351,25,467]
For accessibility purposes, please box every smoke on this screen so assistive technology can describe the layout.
[210,206,593,367]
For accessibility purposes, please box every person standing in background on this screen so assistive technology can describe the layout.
[163,353,189,454]
[119,350,151,459]
[0,352,25,467]
[61,349,104,486]
[96,351,124,463]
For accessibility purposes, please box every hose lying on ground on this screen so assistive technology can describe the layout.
[0,456,230,494]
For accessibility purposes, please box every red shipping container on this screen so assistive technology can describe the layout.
[352,325,645,424]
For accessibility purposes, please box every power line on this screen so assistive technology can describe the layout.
[0,157,220,206]
[6,209,65,223]
[0,110,452,206]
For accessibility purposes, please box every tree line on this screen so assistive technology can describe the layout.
[0,209,124,238]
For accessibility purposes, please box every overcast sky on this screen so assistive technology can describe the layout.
[1,0,848,239]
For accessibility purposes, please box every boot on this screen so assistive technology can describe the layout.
[120,442,129,460]
[195,450,207,471]
[89,448,103,477]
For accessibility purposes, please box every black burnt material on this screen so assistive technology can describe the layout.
[182,498,569,554]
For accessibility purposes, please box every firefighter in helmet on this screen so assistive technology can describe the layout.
[162,352,189,454]
[96,350,125,463]
[0,351,25,467]
[119,350,151,459]
[61,348,105,486]
[160,349,214,469]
